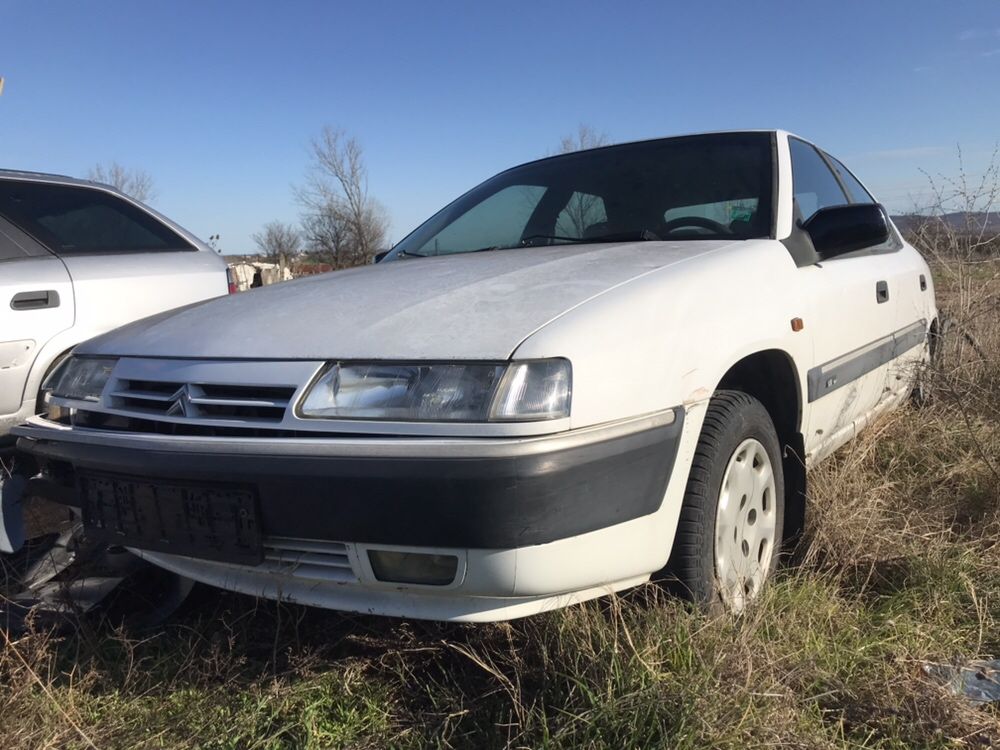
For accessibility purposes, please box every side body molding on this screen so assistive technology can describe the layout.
[807,319,926,403]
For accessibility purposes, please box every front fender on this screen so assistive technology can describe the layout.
[512,240,810,429]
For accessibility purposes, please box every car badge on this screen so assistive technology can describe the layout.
[165,384,194,418]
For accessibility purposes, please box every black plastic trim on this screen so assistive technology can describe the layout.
[18,412,685,549]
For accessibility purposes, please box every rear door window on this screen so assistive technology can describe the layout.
[789,138,849,220]
[0,180,194,255]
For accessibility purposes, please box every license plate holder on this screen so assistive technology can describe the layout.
[79,472,263,565]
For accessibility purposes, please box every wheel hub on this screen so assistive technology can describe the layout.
[714,437,777,611]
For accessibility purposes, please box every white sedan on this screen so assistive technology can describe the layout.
[11,131,937,620]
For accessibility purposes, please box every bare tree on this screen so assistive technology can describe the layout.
[251,221,301,276]
[909,145,1000,264]
[557,123,610,154]
[554,125,611,236]
[295,126,389,269]
[899,146,1000,480]
[87,161,156,203]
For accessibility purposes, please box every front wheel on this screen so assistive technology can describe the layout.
[663,391,785,612]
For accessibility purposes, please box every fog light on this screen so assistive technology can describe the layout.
[368,550,458,586]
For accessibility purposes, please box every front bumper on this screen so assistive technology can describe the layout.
[13,409,684,619]
[14,409,682,549]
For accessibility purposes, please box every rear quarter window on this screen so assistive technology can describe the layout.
[0,180,195,255]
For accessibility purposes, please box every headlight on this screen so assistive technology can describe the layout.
[298,359,571,422]
[48,357,117,402]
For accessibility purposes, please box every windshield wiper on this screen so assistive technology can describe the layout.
[425,229,663,258]
[573,229,661,243]
[394,249,426,258]
[520,229,660,246]
[519,234,581,246]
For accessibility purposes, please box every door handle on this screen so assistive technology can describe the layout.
[875,281,889,304]
[10,290,60,310]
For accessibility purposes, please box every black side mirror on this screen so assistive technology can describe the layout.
[801,203,889,259]
[373,250,389,264]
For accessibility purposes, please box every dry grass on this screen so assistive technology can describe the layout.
[1,257,999,749]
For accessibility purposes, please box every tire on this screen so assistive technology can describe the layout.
[662,390,785,612]
[911,317,943,408]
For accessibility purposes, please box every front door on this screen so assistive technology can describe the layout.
[787,138,900,461]
[800,252,899,460]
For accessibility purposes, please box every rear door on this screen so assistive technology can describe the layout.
[0,180,227,344]
[0,219,74,416]
[789,139,900,460]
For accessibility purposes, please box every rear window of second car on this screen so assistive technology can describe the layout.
[0,180,194,255]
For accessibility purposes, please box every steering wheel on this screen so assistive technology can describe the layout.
[660,216,733,235]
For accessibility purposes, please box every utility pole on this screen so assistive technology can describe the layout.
[0,77,6,96]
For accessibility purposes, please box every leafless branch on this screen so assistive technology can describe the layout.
[294,126,389,269]
[251,221,302,275]
[87,161,157,203]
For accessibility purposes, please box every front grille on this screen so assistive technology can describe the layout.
[259,537,356,583]
[55,358,329,436]
[109,379,296,423]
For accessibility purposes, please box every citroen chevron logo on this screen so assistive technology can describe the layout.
[164,384,194,418]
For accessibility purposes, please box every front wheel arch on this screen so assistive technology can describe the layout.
[713,349,806,548]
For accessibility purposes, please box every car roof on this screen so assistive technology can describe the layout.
[0,130,812,196]
[0,168,123,194]
[499,129,803,173]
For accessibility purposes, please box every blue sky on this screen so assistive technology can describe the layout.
[1,1,998,254]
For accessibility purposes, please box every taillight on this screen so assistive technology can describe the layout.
[226,267,238,294]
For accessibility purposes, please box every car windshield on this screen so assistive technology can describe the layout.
[387,132,774,260]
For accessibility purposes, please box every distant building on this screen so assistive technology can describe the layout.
[227,260,293,292]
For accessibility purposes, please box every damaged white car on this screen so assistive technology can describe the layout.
[10,131,937,621]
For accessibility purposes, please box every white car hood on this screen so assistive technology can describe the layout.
[80,240,734,360]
